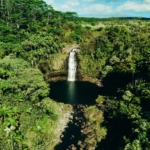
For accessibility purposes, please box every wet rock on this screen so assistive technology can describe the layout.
[75,117,78,120]
[70,144,76,150]
[70,135,75,139]
[60,134,64,138]
[77,140,82,146]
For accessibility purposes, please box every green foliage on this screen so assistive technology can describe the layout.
[124,140,142,150]
[1,1,150,149]
[101,65,113,78]
[122,90,133,101]
[82,105,107,150]
[0,57,49,103]
[0,57,67,149]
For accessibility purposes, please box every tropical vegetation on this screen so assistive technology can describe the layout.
[1,0,150,149]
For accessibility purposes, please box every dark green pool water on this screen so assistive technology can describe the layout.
[49,81,101,105]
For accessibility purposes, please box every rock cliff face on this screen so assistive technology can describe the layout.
[43,44,102,86]
[61,44,79,53]
[45,53,68,82]
[44,45,80,82]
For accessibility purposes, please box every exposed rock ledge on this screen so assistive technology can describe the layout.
[78,74,103,87]
[62,44,79,53]
[52,104,73,148]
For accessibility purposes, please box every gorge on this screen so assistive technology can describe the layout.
[1,4,149,148]
[49,48,105,150]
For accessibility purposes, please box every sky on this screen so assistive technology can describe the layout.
[44,0,150,18]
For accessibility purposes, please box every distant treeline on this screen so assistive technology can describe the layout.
[78,16,150,22]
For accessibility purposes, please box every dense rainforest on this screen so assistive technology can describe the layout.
[0,0,150,149]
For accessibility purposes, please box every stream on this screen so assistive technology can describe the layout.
[50,81,101,149]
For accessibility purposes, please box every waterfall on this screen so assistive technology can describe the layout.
[67,49,77,81]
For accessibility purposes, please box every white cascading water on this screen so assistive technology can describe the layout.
[67,49,77,81]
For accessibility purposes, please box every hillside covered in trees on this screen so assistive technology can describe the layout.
[1,0,150,149]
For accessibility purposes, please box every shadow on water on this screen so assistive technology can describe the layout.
[49,81,117,105]
[54,105,86,150]
[49,81,102,105]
